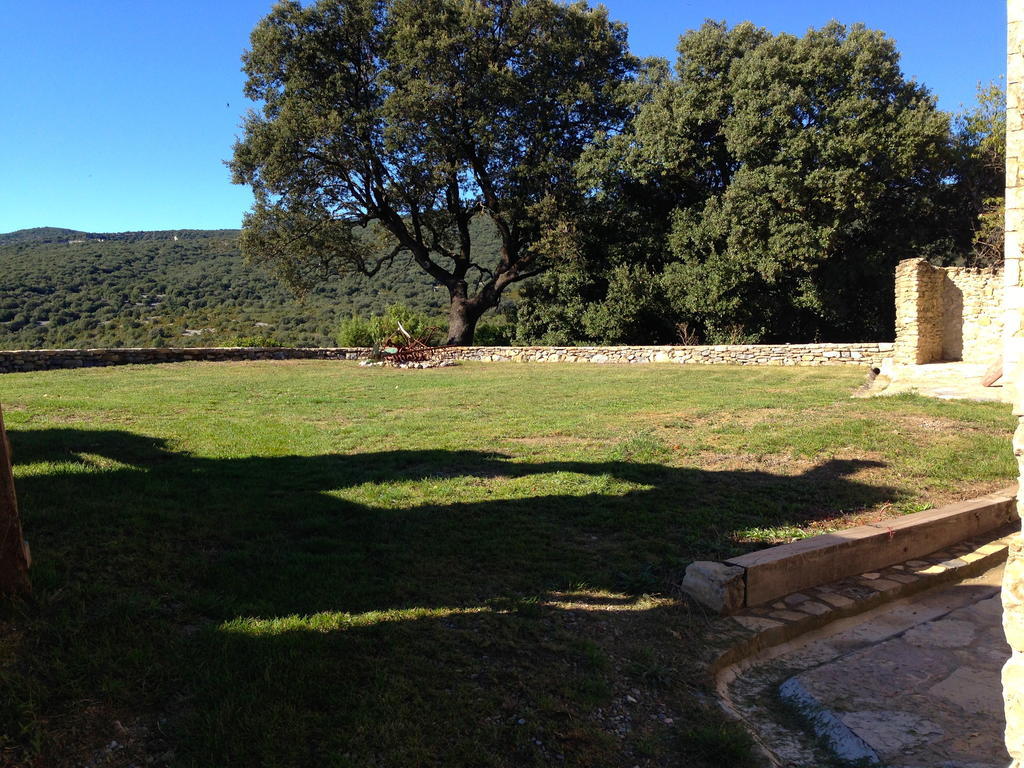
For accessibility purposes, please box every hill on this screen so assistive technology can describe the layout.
[0,225,503,349]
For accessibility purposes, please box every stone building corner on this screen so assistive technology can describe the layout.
[1006,2,1024,765]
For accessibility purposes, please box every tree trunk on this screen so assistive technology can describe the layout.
[446,299,483,346]
[0,405,30,596]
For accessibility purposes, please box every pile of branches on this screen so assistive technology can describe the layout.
[361,322,456,369]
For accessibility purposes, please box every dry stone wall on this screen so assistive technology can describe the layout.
[0,343,892,374]
[893,258,1003,365]
[444,343,891,366]
[944,266,1004,362]
[894,258,945,364]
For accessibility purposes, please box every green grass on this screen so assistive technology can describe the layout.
[0,361,1014,767]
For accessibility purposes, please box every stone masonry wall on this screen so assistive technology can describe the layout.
[1006,1,1024,764]
[944,266,1005,363]
[0,343,893,374]
[443,343,892,366]
[894,259,945,364]
[894,258,1003,365]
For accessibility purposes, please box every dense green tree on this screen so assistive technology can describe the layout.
[231,0,638,344]
[954,82,1006,266]
[511,56,680,345]
[517,21,966,344]
[665,21,966,343]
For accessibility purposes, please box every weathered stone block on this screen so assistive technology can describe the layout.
[1006,541,1024,651]
[1005,651,1024,762]
[682,561,746,614]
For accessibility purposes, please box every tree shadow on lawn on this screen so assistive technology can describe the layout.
[4,427,896,767]
[11,427,894,617]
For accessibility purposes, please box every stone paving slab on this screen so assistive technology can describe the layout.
[714,533,1016,767]
[867,361,1008,402]
[784,593,1010,767]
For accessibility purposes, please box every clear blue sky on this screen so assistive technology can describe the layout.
[0,0,1007,234]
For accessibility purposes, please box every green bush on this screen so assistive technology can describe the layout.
[474,320,512,346]
[225,335,282,348]
[336,315,374,347]
[337,304,441,347]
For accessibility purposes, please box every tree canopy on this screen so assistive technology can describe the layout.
[231,0,638,344]
[515,21,974,345]
[954,82,1006,267]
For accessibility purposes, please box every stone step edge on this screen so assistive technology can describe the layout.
[683,486,1018,613]
[708,525,1016,678]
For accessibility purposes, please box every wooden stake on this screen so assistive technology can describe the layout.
[0,404,30,595]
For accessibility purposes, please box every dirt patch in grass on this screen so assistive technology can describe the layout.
[7,701,172,768]
[504,435,595,447]
[895,479,1012,508]
[887,412,990,435]
[639,408,791,432]
[300,416,354,428]
[32,409,138,426]
[892,414,965,431]
[672,407,987,439]
[683,451,813,475]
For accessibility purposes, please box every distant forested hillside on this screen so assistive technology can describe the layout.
[0,225,502,349]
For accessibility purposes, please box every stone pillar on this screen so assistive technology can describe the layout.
[893,258,944,365]
[1009,3,1024,385]
[1006,3,1024,764]
[0,405,30,595]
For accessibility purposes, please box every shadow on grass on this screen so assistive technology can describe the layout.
[3,427,897,768]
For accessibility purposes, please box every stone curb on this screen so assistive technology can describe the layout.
[708,524,1017,678]
[732,487,1018,606]
[684,486,1018,613]
[777,678,881,766]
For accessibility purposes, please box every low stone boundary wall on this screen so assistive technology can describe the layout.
[445,343,893,366]
[0,342,893,374]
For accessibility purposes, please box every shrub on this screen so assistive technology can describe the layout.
[225,335,282,348]
[337,304,441,347]
[336,315,374,347]
[474,320,512,346]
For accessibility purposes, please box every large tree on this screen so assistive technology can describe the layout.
[516,21,966,344]
[664,22,961,342]
[231,0,637,344]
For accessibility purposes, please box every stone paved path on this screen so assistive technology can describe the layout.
[783,589,1009,767]
[723,565,1010,767]
[869,361,1007,402]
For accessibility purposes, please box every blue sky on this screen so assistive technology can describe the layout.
[1,1,1007,233]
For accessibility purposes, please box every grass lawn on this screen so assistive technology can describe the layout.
[0,361,1014,767]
